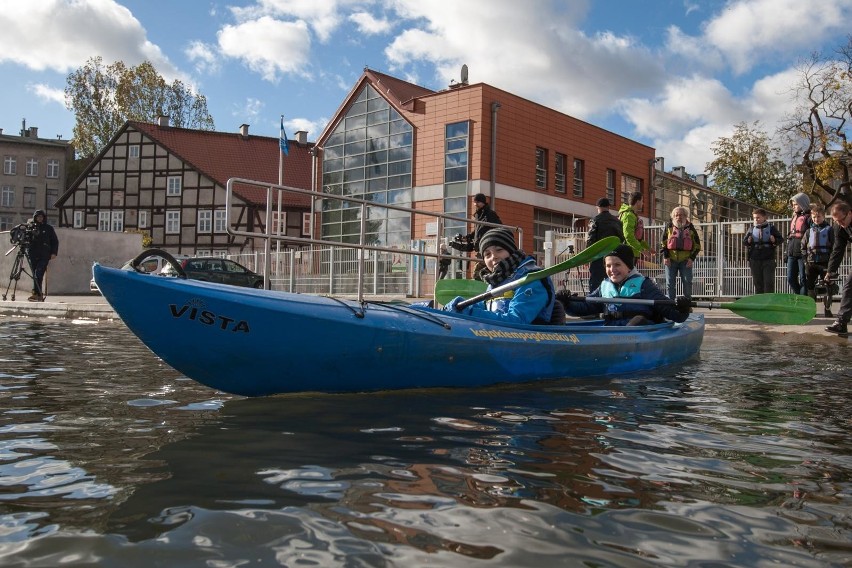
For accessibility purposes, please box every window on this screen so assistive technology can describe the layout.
[573,159,584,197]
[271,211,284,234]
[73,210,83,228]
[167,176,182,196]
[535,147,547,190]
[1,185,14,207]
[0,215,13,231]
[138,210,149,229]
[165,210,180,233]
[302,212,311,235]
[443,121,470,239]
[26,159,38,177]
[87,176,99,186]
[554,153,567,193]
[606,169,616,203]
[621,174,642,210]
[3,156,16,175]
[98,211,109,231]
[214,209,228,233]
[129,145,140,158]
[198,209,212,232]
[23,187,36,208]
[46,189,57,209]
[99,210,124,231]
[46,159,59,179]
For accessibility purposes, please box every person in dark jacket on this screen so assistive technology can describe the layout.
[786,192,811,294]
[559,244,690,326]
[586,197,624,292]
[27,210,59,302]
[448,193,503,280]
[743,208,782,294]
[824,201,852,335]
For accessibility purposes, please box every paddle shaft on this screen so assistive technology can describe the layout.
[454,236,621,309]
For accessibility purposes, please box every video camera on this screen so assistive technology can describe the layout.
[9,221,37,248]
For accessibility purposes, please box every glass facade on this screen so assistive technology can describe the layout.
[321,85,413,246]
[444,121,469,240]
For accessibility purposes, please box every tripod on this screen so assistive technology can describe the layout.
[2,244,38,301]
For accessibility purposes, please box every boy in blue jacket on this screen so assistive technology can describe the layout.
[559,244,690,326]
[445,228,556,325]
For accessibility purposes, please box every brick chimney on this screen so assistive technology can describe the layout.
[157,115,170,128]
[295,130,307,144]
[239,124,250,138]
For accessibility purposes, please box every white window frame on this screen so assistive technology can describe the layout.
[98,211,110,231]
[554,153,566,194]
[0,214,14,231]
[73,210,83,228]
[138,210,149,229]
[23,187,36,209]
[4,156,16,175]
[46,159,60,179]
[167,176,182,196]
[129,145,140,158]
[111,211,124,232]
[1,185,14,207]
[165,210,180,234]
[198,209,212,233]
[214,209,228,233]
[302,212,311,236]
[25,158,38,177]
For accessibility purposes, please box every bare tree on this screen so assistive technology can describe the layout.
[66,57,215,157]
[779,37,852,208]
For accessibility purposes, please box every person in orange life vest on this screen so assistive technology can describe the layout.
[801,204,835,317]
[659,206,702,300]
[824,201,852,335]
[617,191,651,261]
[786,192,811,295]
[559,244,690,326]
[743,208,782,294]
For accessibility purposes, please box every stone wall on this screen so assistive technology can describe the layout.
[1,228,143,295]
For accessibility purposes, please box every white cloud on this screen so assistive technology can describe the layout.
[0,0,182,80]
[233,98,265,123]
[217,17,312,82]
[285,117,329,140]
[229,0,360,43]
[28,83,66,106]
[186,41,220,75]
[349,11,391,35]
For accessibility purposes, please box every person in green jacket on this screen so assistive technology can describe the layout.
[617,191,651,260]
[659,206,702,299]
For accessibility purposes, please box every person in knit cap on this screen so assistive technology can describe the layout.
[444,228,558,324]
[786,192,811,294]
[558,244,691,326]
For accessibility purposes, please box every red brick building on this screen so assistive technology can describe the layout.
[315,68,656,256]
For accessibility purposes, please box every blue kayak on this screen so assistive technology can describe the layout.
[93,264,705,397]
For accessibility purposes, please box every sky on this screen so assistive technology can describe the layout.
[2,0,852,176]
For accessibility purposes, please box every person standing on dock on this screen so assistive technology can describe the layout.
[586,197,624,292]
[27,210,59,302]
[744,208,782,294]
[824,201,852,336]
[785,193,811,295]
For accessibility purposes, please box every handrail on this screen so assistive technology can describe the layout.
[225,177,521,301]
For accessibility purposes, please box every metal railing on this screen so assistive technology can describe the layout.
[548,218,850,298]
[225,178,518,300]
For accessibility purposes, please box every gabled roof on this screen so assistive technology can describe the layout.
[131,121,312,207]
[60,121,312,208]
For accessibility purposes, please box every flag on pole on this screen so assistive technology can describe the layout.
[279,117,289,156]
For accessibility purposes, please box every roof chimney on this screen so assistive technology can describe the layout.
[695,174,708,186]
[672,166,685,178]
[654,157,664,171]
[239,124,250,138]
[157,115,170,128]
[295,130,307,144]
[29,127,38,138]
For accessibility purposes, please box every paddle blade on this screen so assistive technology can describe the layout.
[435,279,487,305]
[722,293,816,325]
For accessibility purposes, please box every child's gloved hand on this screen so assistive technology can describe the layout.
[444,296,472,314]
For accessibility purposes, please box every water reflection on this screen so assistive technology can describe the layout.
[0,320,850,566]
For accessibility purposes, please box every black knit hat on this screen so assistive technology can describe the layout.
[473,193,487,204]
[478,228,518,256]
[606,244,635,270]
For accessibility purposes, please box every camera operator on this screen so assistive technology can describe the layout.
[27,210,59,302]
[448,193,502,279]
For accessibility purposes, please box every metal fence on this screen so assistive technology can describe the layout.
[549,217,851,299]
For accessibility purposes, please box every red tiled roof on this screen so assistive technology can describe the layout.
[130,121,312,208]
[363,68,435,106]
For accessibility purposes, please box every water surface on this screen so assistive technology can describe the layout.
[1,319,850,567]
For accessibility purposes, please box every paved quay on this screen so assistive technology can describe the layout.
[0,293,846,341]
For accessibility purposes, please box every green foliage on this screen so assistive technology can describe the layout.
[65,57,215,157]
[706,121,800,210]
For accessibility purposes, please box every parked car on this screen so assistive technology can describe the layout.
[90,254,188,294]
[162,257,265,289]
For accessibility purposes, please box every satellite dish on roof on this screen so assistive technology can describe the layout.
[461,64,468,85]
